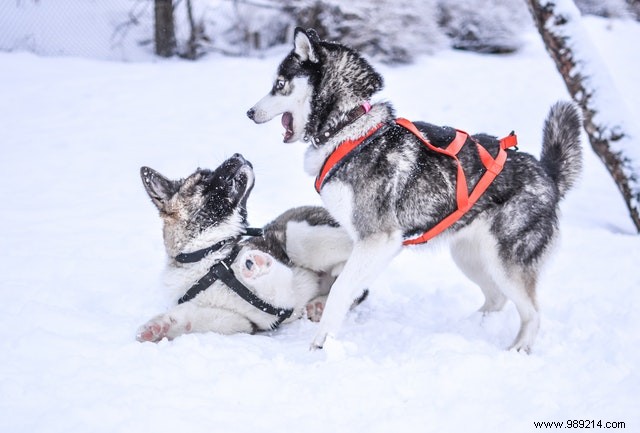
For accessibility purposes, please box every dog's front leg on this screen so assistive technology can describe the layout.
[137,301,254,342]
[311,231,403,349]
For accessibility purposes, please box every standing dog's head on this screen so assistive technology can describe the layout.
[246,27,384,144]
[141,153,255,257]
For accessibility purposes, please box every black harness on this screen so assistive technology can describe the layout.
[175,228,294,330]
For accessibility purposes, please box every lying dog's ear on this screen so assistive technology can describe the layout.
[140,166,179,211]
[293,27,318,63]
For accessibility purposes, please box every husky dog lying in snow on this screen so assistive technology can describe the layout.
[137,153,357,342]
[247,27,583,352]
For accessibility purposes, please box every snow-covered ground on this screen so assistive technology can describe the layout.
[1,15,639,433]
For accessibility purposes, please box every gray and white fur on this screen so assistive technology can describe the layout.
[247,27,583,353]
[137,154,353,342]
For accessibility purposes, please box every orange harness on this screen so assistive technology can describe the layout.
[314,118,518,245]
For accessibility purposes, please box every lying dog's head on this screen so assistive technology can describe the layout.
[141,153,255,257]
[246,27,383,144]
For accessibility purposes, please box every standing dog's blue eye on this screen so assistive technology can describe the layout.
[275,79,286,90]
[245,259,254,270]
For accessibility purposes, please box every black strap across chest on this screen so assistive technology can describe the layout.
[175,227,264,264]
[175,238,235,264]
[176,242,293,330]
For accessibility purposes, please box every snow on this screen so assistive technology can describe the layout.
[1,12,639,433]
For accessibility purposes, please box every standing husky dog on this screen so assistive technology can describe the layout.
[137,153,353,342]
[247,28,583,352]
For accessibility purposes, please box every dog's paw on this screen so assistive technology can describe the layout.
[239,251,273,281]
[136,315,190,343]
[136,319,170,343]
[509,340,533,355]
[305,296,327,322]
[509,344,532,354]
[310,331,328,351]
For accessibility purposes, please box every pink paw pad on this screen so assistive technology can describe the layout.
[136,319,171,342]
[240,251,272,280]
[306,301,325,322]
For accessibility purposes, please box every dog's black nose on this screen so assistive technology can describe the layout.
[246,108,255,120]
[232,153,252,168]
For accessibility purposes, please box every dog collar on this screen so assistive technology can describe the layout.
[308,102,372,147]
[177,245,294,330]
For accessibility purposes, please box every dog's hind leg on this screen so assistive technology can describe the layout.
[451,220,539,353]
[450,224,507,313]
[311,231,403,349]
[494,267,540,354]
[306,287,370,322]
[303,272,331,322]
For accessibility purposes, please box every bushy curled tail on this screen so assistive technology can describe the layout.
[540,101,583,199]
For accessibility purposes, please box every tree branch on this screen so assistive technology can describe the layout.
[526,0,640,231]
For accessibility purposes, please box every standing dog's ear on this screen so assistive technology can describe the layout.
[293,27,319,63]
[140,166,179,211]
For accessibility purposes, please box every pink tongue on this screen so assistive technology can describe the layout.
[281,112,293,141]
[281,112,292,129]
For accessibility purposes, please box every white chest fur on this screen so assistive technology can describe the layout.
[318,182,358,241]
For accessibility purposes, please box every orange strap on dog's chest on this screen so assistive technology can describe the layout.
[314,123,385,193]
[314,118,518,245]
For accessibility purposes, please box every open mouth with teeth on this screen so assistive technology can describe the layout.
[281,112,294,142]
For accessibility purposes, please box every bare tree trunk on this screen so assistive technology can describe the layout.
[154,0,176,57]
[526,0,640,231]
[182,0,201,60]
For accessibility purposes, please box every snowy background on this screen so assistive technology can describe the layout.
[1,3,639,433]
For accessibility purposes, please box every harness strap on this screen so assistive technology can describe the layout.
[177,246,293,330]
[175,239,234,264]
[175,227,263,264]
[178,246,242,304]
[315,123,387,192]
[210,256,293,330]
[314,117,518,246]
[396,118,517,245]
